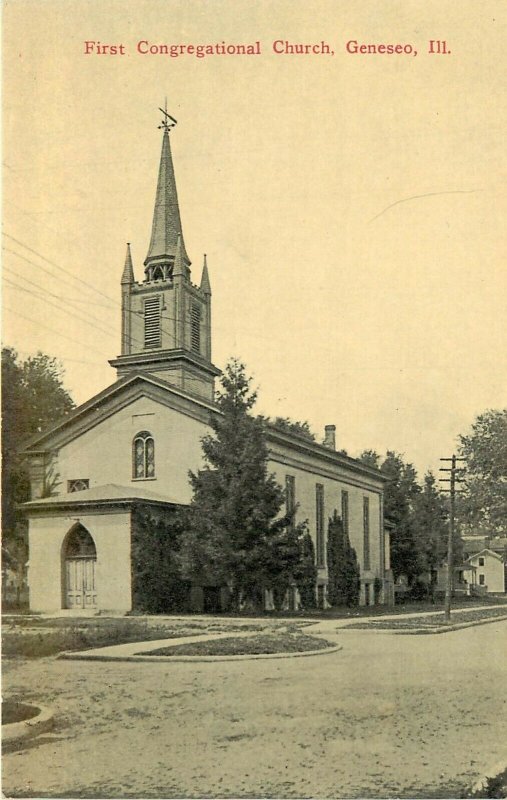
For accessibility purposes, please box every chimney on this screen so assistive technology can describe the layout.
[323,425,336,450]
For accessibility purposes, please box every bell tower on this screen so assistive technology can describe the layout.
[109,108,219,401]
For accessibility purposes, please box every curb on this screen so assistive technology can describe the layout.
[59,643,342,663]
[341,614,507,636]
[2,704,54,750]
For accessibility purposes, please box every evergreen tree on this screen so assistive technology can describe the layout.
[180,358,303,611]
[326,510,360,606]
[131,506,190,613]
[294,531,317,610]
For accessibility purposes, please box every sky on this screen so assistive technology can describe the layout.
[3,0,506,479]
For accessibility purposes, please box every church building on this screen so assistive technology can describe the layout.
[22,112,391,614]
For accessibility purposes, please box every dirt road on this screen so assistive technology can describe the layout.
[3,619,506,798]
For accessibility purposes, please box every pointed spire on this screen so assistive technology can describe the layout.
[173,233,190,278]
[121,243,135,284]
[200,254,211,296]
[144,128,189,271]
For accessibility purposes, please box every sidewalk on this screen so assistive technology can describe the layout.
[307,603,507,638]
[59,629,259,661]
[58,604,507,661]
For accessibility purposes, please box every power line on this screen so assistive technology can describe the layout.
[4,345,106,368]
[3,246,116,309]
[3,232,119,306]
[3,306,110,357]
[3,267,117,333]
[3,278,116,340]
[3,236,200,350]
[3,250,147,351]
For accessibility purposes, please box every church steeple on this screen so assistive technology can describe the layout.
[144,127,189,280]
[200,254,211,296]
[110,110,220,401]
[121,243,135,284]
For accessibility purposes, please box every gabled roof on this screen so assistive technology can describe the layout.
[466,548,504,563]
[21,370,217,453]
[21,370,385,487]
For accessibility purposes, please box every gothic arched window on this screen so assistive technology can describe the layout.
[133,431,155,479]
[63,524,97,559]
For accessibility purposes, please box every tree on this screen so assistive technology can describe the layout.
[180,358,305,611]
[359,450,425,584]
[358,449,381,470]
[1,348,74,554]
[294,530,317,609]
[411,471,458,584]
[267,417,316,442]
[458,409,507,535]
[326,510,360,607]
[131,506,190,613]
[380,452,422,584]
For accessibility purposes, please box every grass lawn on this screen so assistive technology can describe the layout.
[141,631,335,656]
[1,616,292,659]
[346,605,507,631]
[3,596,506,657]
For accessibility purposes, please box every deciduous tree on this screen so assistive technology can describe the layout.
[1,348,74,556]
[458,409,507,535]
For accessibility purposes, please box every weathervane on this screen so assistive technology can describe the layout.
[158,98,177,131]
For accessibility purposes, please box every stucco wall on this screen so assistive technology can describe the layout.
[28,511,132,612]
[269,451,384,606]
[55,396,209,504]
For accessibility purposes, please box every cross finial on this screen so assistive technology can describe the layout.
[158,99,177,131]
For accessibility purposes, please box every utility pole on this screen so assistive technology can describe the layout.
[439,455,465,622]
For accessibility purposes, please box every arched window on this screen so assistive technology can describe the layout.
[63,524,97,559]
[62,524,97,609]
[133,430,155,479]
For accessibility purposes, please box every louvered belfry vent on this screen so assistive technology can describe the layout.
[191,304,201,353]
[144,296,161,348]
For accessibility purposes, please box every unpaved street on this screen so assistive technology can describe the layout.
[3,620,507,798]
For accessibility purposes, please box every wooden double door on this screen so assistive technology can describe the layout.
[63,523,97,609]
[65,557,97,609]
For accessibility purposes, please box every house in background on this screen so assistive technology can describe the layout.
[21,114,390,615]
[465,549,505,594]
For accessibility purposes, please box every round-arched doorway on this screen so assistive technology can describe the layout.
[62,524,97,609]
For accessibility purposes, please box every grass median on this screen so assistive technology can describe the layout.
[140,631,334,657]
[345,605,507,632]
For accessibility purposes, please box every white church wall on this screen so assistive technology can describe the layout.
[56,396,209,504]
[27,511,132,613]
[28,516,64,612]
[269,454,383,606]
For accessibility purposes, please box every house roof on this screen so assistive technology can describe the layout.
[466,548,504,563]
[23,483,178,511]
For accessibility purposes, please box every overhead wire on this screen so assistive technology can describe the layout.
[3,278,116,339]
[3,306,110,357]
